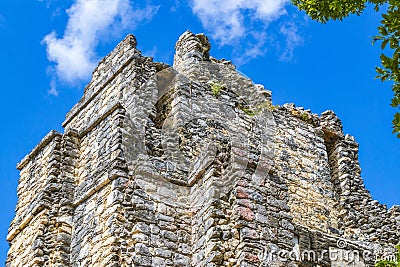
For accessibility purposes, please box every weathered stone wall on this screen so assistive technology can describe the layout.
[12,131,61,233]
[6,31,399,267]
[273,104,340,235]
[7,130,78,267]
[7,210,50,266]
[271,104,400,266]
[7,131,62,266]
[323,113,400,245]
[63,34,156,132]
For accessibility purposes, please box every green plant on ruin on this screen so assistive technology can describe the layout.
[241,106,257,116]
[375,245,400,267]
[239,101,273,116]
[208,80,226,97]
[270,104,279,111]
[312,120,319,127]
[300,112,309,121]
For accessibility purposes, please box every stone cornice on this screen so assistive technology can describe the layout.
[16,130,62,170]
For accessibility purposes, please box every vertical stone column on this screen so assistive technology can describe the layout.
[321,110,400,245]
[101,106,130,266]
[69,105,130,266]
[173,31,210,72]
[47,130,79,266]
[321,111,372,238]
[6,131,63,267]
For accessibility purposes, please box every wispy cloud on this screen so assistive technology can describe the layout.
[189,0,304,64]
[170,0,181,12]
[42,0,158,93]
[143,46,158,59]
[279,19,305,61]
[190,0,288,45]
[38,0,56,8]
[235,31,269,65]
[48,77,59,96]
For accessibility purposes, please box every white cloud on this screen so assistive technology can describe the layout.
[42,0,158,92]
[38,0,56,8]
[170,0,180,12]
[143,46,158,59]
[235,31,269,65]
[190,0,304,64]
[48,77,59,96]
[279,20,304,61]
[190,0,289,45]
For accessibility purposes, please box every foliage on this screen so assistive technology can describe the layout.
[375,244,400,266]
[241,106,257,116]
[239,101,272,116]
[292,0,400,137]
[208,81,226,97]
[301,112,309,121]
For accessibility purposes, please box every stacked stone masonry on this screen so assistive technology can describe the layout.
[6,31,399,267]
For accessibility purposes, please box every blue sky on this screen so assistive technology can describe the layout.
[0,0,398,263]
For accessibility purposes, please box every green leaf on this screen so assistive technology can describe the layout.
[391,95,400,107]
[382,38,390,49]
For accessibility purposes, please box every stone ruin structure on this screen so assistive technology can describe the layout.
[6,31,400,267]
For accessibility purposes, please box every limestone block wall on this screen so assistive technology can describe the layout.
[58,35,159,266]
[70,106,128,266]
[273,104,340,235]
[271,104,400,265]
[6,31,400,267]
[323,117,400,244]
[7,130,78,267]
[7,210,50,266]
[63,34,156,132]
[7,131,62,266]
[12,131,62,233]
